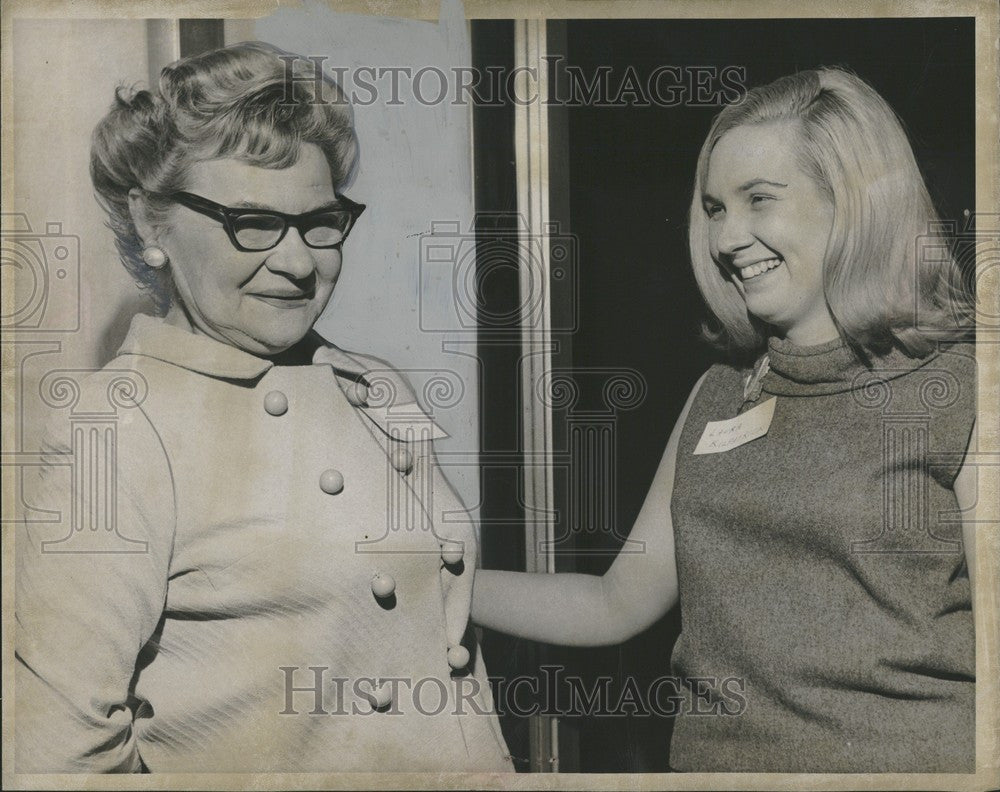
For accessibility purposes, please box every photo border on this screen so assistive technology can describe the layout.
[2,1,996,790]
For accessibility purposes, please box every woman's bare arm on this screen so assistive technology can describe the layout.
[471,372,708,646]
[953,418,977,594]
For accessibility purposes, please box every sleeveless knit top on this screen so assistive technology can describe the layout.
[668,337,976,773]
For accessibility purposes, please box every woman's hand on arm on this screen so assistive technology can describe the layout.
[471,372,708,646]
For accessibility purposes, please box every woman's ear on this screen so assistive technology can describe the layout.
[128,188,158,247]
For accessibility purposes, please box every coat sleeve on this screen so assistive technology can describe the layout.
[15,393,176,773]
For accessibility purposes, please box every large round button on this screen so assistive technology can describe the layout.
[319,468,344,495]
[362,679,393,710]
[440,540,464,565]
[370,572,396,598]
[447,645,470,670]
[345,382,368,407]
[390,448,413,474]
[264,390,288,416]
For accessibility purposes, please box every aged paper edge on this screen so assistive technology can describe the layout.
[1,0,997,790]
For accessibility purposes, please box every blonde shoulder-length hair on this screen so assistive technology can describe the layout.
[688,67,973,361]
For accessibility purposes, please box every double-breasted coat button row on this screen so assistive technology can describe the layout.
[268,383,470,709]
[363,654,472,709]
[267,382,367,414]
[359,647,468,711]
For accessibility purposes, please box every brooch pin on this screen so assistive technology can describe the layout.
[742,353,770,404]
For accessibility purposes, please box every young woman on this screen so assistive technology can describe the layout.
[472,67,977,773]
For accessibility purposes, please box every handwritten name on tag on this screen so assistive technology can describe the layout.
[693,397,776,455]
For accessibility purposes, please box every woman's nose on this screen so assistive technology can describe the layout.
[714,212,754,257]
[264,228,318,279]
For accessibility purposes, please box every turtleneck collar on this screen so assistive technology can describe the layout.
[761,335,940,396]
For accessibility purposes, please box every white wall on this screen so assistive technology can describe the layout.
[10,19,157,454]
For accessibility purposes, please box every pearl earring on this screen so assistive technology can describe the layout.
[142,246,168,269]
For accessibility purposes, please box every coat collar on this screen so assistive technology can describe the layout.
[116,313,369,382]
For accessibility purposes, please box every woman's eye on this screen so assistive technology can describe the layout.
[705,204,724,219]
[749,193,773,206]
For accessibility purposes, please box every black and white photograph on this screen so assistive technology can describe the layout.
[2,0,998,788]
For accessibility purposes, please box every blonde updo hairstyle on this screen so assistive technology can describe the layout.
[688,67,972,360]
[90,41,359,313]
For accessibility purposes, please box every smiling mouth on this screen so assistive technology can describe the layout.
[249,292,314,308]
[737,257,783,281]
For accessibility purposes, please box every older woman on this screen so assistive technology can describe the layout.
[15,41,511,773]
[472,67,976,773]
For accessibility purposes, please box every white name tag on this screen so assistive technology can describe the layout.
[694,397,776,455]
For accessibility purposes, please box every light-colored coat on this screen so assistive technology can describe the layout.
[15,314,512,773]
